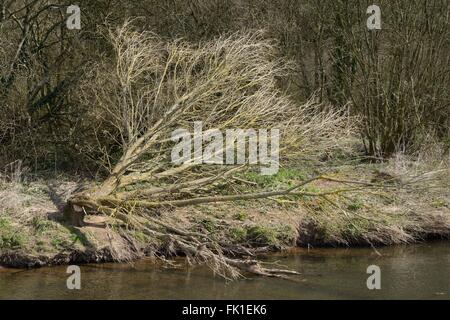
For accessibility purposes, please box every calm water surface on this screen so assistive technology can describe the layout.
[1,241,449,299]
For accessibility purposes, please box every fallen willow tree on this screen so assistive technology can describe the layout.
[64,22,353,278]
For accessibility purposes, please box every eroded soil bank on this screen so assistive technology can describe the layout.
[1,163,449,269]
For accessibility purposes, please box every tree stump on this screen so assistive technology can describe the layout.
[63,201,86,227]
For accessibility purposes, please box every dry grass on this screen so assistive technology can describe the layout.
[297,154,450,246]
[0,154,448,270]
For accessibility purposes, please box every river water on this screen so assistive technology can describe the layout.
[0,241,449,299]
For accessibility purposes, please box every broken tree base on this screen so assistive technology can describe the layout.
[63,201,86,227]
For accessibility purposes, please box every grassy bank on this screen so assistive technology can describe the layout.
[1,153,449,269]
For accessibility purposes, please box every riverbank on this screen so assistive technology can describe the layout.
[1,155,449,270]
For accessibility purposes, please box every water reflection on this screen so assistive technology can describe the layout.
[0,241,448,299]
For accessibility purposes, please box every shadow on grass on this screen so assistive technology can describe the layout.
[45,183,92,249]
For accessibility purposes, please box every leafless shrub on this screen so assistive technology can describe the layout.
[74,22,353,201]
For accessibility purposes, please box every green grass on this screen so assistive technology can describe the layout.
[199,218,218,232]
[0,217,25,250]
[50,236,72,250]
[233,211,248,221]
[31,216,56,234]
[347,199,364,211]
[67,227,90,246]
[242,168,308,188]
[245,224,295,247]
[229,227,247,242]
